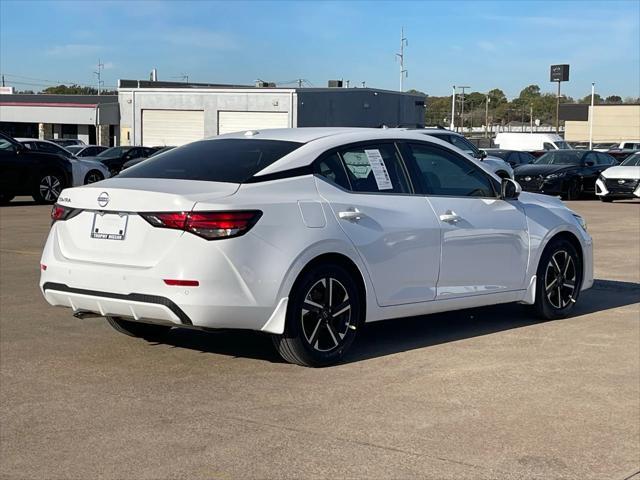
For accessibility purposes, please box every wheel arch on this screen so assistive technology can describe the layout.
[290,252,368,325]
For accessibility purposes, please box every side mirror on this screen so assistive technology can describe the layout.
[501,178,521,200]
[476,150,487,160]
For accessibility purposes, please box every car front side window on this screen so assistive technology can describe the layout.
[406,143,497,198]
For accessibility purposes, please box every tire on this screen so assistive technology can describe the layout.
[84,170,104,184]
[600,196,613,203]
[272,264,362,367]
[496,171,510,179]
[533,238,582,320]
[106,316,172,339]
[562,179,581,201]
[32,172,64,204]
[0,193,15,204]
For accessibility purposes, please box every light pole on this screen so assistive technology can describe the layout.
[589,82,595,150]
[450,85,456,131]
[530,104,533,133]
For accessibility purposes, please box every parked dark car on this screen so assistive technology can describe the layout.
[90,146,157,175]
[50,138,85,147]
[17,138,76,159]
[483,149,535,168]
[121,145,176,170]
[66,145,109,157]
[514,150,617,200]
[0,132,73,203]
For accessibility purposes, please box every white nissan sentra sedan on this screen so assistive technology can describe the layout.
[40,128,593,367]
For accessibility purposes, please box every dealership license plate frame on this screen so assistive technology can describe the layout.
[90,212,129,241]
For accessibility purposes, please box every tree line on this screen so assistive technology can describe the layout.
[407,85,640,128]
[15,85,117,95]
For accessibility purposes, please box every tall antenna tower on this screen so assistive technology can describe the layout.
[395,27,408,92]
[94,59,104,95]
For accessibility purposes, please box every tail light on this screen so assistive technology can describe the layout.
[51,204,81,223]
[140,211,262,240]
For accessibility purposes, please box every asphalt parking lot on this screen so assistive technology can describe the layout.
[1,197,638,480]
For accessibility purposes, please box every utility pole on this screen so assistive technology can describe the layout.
[458,86,470,132]
[485,95,490,138]
[298,79,303,88]
[94,59,104,95]
[396,27,408,92]
[589,82,595,149]
[1,75,4,87]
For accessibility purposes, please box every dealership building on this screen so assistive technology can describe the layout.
[0,81,425,147]
[117,80,426,146]
[560,103,640,142]
[0,93,120,145]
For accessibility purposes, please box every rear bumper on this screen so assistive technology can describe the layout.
[39,225,289,332]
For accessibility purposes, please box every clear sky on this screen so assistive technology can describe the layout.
[1,0,638,100]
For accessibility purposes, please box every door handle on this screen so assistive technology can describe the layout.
[338,208,365,222]
[439,210,461,224]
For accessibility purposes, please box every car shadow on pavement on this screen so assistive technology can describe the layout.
[149,279,640,365]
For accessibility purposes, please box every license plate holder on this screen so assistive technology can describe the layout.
[90,212,129,240]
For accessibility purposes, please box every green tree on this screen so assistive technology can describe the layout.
[487,88,507,106]
[41,84,117,95]
[605,95,623,104]
[579,93,602,104]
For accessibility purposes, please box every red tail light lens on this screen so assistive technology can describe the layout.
[51,204,81,223]
[140,211,262,240]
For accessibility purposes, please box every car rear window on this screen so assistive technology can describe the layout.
[118,139,303,183]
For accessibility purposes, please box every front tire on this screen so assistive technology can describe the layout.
[0,193,15,204]
[106,316,171,339]
[599,196,613,202]
[33,172,64,204]
[272,264,362,367]
[562,179,581,201]
[533,238,582,320]
[84,170,104,184]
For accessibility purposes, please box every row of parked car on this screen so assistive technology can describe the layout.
[0,133,173,204]
[1,128,638,204]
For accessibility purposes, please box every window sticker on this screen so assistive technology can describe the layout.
[364,149,393,190]
[343,151,372,179]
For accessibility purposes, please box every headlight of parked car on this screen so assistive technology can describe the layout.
[545,171,567,180]
[573,214,587,232]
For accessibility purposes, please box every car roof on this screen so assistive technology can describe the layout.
[213,127,491,177]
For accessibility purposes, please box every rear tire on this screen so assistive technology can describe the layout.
[32,172,64,204]
[106,316,171,340]
[533,238,582,320]
[272,264,362,367]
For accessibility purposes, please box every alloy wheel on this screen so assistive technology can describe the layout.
[544,250,577,309]
[300,277,352,352]
[85,172,103,184]
[39,175,61,202]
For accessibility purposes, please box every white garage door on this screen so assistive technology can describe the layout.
[142,110,205,146]
[218,111,289,135]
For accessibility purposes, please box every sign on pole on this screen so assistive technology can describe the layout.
[550,64,570,134]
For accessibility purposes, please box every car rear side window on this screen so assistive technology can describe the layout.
[118,139,303,183]
[338,144,411,194]
[406,143,496,198]
[314,153,351,190]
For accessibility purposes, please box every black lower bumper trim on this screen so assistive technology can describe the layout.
[42,282,193,325]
